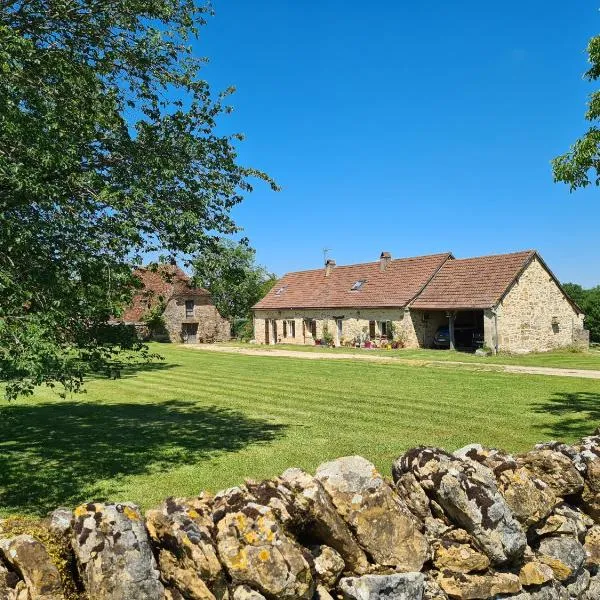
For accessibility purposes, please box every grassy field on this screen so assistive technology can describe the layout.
[1,343,599,517]
[221,342,600,370]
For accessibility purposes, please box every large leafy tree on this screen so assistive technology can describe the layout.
[553,34,600,188]
[0,1,276,398]
[192,238,276,337]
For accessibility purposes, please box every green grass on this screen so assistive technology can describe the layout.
[1,343,599,517]
[222,341,600,370]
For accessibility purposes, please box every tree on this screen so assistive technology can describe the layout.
[191,238,276,337]
[0,1,276,398]
[563,283,600,343]
[553,35,600,188]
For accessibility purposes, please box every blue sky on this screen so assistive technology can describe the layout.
[197,1,599,286]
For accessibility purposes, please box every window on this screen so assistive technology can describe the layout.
[185,300,194,318]
[379,320,392,337]
[284,319,295,338]
[369,320,376,338]
[351,279,366,291]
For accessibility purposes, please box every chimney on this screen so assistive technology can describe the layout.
[325,258,336,277]
[379,251,391,272]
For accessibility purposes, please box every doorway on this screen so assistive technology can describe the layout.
[182,323,198,343]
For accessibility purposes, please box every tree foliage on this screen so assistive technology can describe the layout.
[553,35,600,188]
[191,238,276,337]
[0,0,276,398]
[563,283,600,343]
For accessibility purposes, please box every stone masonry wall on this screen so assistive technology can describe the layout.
[496,258,586,353]
[253,308,447,348]
[6,432,600,599]
[163,296,230,343]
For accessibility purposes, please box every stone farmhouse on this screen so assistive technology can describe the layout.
[252,250,588,354]
[120,266,230,343]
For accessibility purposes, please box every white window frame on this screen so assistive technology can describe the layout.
[284,319,295,338]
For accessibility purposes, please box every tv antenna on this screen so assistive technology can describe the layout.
[322,247,332,263]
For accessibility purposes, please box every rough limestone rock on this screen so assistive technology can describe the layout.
[279,468,369,573]
[518,561,554,587]
[338,573,425,600]
[437,571,521,599]
[156,552,216,600]
[311,545,345,588]
[496,467,556,527]
[566,568,591,598]
[46,508,73,537]
[231,585,266,600]
[71,502,164,600]
[505,580,568,600]
[517,449,584,497]
[145,496,227,600]
[453,445,517,475]
[395,472,432,522]
[537,536,586,581]
[315,584,336,600]
[581,459,600,520]
[395,447,526,565]
[423,578,449,600]
[315,456,428,571]
[584,524,600,566]
[0,534,64,600]
[432,541,490,573]
[0,556,24,600]
[581,573,600,600]
[534,513,587,541]
[215,502,313,599]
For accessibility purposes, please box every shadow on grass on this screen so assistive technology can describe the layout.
[0,400,286,515]
[534,391,600,440]
[86,358,180,381]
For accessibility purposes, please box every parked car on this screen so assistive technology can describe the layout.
[433,325,483,349]
[433,326,450,348]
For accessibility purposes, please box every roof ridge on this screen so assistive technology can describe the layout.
[276,252,454,277]
[451,249,536,262]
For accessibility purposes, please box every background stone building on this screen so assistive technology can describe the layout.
[252,250,588,354]
[121,266,230,343]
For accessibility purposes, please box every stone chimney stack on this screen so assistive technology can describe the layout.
[379,251,392,272]
[325,258,336,277]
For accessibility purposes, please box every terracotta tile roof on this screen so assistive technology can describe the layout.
[121,266,211,323]
[253,253,452,310]
[410,250,536,310]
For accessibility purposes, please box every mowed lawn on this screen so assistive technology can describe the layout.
[1,343,599,517]
[220,341,600,370]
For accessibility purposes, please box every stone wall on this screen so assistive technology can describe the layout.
[496,257,587,353]
[5,432,600,599]
[162,296,230,343]
[253,308,447,348]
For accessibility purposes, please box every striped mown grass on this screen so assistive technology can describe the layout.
[218,341,600,370]
[1,343,598,517]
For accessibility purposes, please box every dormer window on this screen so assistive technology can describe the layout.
[351,279,366,291]
[274,286,287,296]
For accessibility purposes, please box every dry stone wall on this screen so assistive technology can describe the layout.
[5,433,600,599]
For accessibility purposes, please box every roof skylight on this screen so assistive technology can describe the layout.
[351,279,366,291]
[274,286,287,296]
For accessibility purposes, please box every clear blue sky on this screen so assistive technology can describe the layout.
[197,1,599,286]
